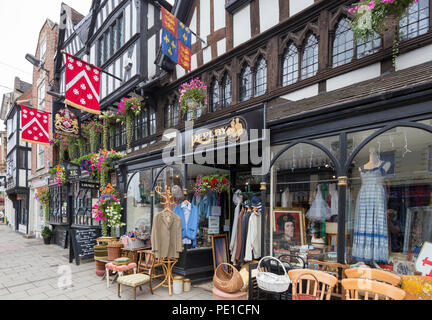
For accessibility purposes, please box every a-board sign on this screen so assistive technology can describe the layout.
[56,229,68,249]
[69,228,101,265]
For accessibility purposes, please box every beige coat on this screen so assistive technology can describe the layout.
[151,210,183,259]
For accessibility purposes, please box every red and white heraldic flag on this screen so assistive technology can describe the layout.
[64,52,101,115]
[21,105,50,146]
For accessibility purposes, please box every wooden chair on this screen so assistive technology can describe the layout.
[289,269,338,300]
[345,268,402,287]
[137,249,165,293]
[308,260,350,299]
[342,278,406,300]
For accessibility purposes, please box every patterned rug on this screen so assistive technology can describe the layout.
[193,281,214,292]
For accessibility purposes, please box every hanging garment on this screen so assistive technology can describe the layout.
[306,185,331,222]
[244,210,262,262]
[281,187,293,208]
[239,210,253,263]
[151,210,183,259]
[230,190,243,252]
[174,202,199,248]
[233,210,245,264]
[329,184,339,217]
[352,162,389,264]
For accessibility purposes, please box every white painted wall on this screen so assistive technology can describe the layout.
[200,0,211,42]
[148,3,155,29]
[148,34,157,78]
[191,53,198,71]
[214,0,226,31]
[233,4,251,47]
[326,63,381,92]
[395,44,432,71]
[217,39,226,56]
[176,65,186,79]
[259,0,279,32]
[203,46,212,65]
[281,84,319,101]
[289,0,315,16]
[125,4,131,41]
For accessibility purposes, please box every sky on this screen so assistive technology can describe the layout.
[0,1,92,130]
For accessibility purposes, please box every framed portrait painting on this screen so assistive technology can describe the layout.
[211,234,229,271]
[273,208,306,246]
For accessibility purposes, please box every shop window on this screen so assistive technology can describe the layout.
[347,126,432,268]
[332,18,354,67]
[301,35,319,80]
[127,170,152,238]
[254,57,267,97]
[210,79,221,112]
[221,73,232,109]
[165,102,179,128]
[185,164,230,249]
[282,43,299,86]
[269,143,337,262]
[239,64,252,102]
[399,0,430,41]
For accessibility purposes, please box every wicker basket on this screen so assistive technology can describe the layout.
[94,244,108,260]
[256,257,291,293]
[213,263,244,293]
[95,260,106,271]
[107,241,123,261]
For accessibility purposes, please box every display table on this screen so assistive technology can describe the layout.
[152,258,178,296]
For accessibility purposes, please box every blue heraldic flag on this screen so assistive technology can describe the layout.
[178,21,191,49]
[162,28,178,64]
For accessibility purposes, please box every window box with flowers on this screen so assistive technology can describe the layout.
[180,78,208,121]
[117,97,143,150]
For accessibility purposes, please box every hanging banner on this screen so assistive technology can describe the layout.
[160,7,192,71]
[20,105,50,146]
[64,52,101,115]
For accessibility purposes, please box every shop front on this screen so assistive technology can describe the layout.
[264,78,432,271]
[118,105,267,283]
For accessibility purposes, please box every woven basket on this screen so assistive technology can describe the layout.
[94,244,108,260]
[95,260,106,271]
[107,241,123,261]
[213,263,244,294]
[256,257,291,293]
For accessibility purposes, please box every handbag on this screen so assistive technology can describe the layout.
[213,263,244,293]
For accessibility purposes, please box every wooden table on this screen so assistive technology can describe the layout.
[152,258,178,296]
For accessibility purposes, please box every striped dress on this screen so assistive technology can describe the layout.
[352,162,389,263]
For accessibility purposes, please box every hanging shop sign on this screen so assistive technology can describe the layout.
[53,105,80,138]
[79,181,100,190]
[64,161,81,180]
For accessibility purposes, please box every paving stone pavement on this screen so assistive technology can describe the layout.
[0,225,214,300]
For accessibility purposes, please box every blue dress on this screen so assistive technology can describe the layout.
[352,162,389,263]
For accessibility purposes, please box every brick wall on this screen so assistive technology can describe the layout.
[31,20,59,176]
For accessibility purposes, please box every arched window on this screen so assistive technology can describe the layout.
[210,79,220,112]
[301,35,319,80]
[239,64,252,102]
[221,73,232,109]
[357,31,381,58]
[399,0,430,41]
[282,43,299,86]
[333,18,354,67]
[165,102,179,128]
[149,107,157,136]
[254,57,267,97]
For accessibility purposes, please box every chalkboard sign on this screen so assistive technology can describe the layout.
[55,229,68,249]
[70,228,101,265]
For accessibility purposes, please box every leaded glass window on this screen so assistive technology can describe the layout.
[254,58,267,97]
[240,65,252,102]
[301,35,319,80]
[399,0,430,41]
[282,43,299,86]
[333,18,354,67]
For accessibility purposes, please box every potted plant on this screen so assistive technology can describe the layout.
[41,226,53,245]
[117,97,143,150]
[179,78,208,120]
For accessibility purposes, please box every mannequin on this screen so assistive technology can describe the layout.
[352,147,391,264]
[360,147,391,172]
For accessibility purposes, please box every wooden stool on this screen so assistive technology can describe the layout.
[117,274,152,300]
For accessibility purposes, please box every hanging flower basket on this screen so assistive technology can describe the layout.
[194,174,231,197]
[117,97,143,150]
[179,78,207,116]
[348,0,419,40]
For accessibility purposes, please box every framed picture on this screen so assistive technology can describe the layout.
[273,208,306,246]
[393,259,416,275]
[211,234,229,271]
